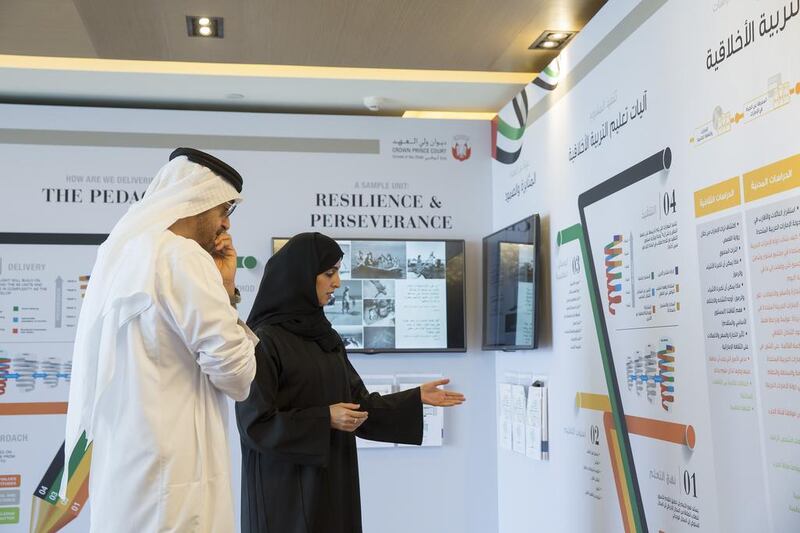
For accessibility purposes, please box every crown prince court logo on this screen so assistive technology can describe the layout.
[390,135,455,162]
[451,135,471,162]
[387,134,472,162]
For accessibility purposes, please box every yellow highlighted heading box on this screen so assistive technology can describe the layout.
[694,176,741,217]
[744,153,800,203]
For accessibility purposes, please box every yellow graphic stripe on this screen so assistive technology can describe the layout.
[575,392,612,412]
[33,444,93,533]
[605,412,636,533]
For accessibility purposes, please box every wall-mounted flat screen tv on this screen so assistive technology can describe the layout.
[482,214,540,350]
[272,238,466,353]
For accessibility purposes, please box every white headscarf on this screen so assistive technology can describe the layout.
[61,155,241,498]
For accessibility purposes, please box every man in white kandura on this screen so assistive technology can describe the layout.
[62,148,258,532]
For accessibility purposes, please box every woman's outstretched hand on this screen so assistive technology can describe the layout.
[329,403,368,432]
[420,379,466,407]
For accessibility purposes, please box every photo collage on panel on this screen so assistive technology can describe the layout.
[324,240,448,351]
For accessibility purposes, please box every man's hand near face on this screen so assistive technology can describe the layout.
[213,233,237,298]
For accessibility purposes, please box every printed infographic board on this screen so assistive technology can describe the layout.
[492,1,800,532]
[0,108,488,532]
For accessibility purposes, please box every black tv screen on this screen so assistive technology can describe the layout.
[482,215,540,350]
[272,238,466,353]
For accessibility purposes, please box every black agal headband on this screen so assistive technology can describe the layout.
[169,147,243,193]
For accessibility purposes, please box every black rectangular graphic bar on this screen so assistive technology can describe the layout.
[0,233,108,245]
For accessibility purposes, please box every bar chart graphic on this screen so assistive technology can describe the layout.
[625,338,677,412]
[605,235,624,315]
[0,355,71,396]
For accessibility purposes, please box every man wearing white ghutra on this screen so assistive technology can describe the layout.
[62,148,258,532]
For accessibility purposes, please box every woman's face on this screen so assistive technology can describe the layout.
[315,259,342,306]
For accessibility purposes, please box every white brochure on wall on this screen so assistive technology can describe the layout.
[501,372,533,455]
[511,384,527,454]
[398,374,444,447]
[541,382,549,460]
[498,382,513,450]
[357,375,396,449]
[525,379,548,460]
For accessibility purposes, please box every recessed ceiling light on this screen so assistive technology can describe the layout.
[186,16,224,38]
[226,93,245,99]
[529,30,576,50]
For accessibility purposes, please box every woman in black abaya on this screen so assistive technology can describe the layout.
[236,232,465,533]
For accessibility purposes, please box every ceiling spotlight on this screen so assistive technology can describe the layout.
[363,96,385,112]
[186,16,224,38]
[529,30,576,50]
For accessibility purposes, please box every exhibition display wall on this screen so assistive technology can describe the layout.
[492,0,800,532]
[0,104,496,533]
[3,0,799,531]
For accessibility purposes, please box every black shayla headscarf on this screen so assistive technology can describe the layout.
[248,232,344,352]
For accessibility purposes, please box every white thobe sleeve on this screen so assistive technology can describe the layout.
[161,248,257,401]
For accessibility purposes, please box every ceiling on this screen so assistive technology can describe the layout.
[0,0,606,116]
